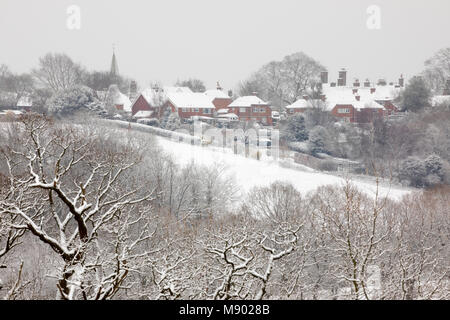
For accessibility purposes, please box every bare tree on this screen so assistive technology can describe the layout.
[240,52,324,107]
[310,179,391,300]
[32,53,84,92]
[0,114,156,299]
[175,78,206,92]
[423,47,450,94]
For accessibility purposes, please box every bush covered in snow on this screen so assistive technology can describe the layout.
[398,154,446,187]
[137,118,160,127]
[308,125,331,155]
[46,85,104,116]
[281,113,309,143]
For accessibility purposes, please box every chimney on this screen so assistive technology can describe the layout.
[129,80,137,100]
[330,82,336,87]
[352,88,358,94]
[353,79,360,87]
[355,95,361,101]
[370,87,376,94]
[399,74,404,87]
[377,79,387,86]
[338,68,347,86]
[216,81,222,90]
[364,79,371,87]
[320,71,328,84]
[302,94,309,100]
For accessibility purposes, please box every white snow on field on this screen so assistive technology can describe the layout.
[157,136,412,201]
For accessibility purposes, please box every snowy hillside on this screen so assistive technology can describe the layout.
[157,136,412,201]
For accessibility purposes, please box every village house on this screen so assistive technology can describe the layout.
[285,69,403,123]
[227,95,273,125]
[285,96,325,114]
[129,86,191,119]
[203,82,232,111]
[114,91,132,113]
[166,91,216,121]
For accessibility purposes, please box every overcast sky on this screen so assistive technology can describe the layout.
[1,0,449,91]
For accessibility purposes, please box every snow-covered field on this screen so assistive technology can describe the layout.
[157,136,413,201]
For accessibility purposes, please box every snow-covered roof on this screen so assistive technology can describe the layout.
[217,112,238,119]
[16,96,32,107]
[115,92,132,112]
[137,88,167,107]
[322,83,402,103]
[134,86,192,108]
[191,115,215,120]
[0,110,23,115]
[285,99,324,109]
[217,108,229,114]
[320,84,396,111]
[228,96,268,108]
[204,89,230,99]
[133,110,154,118]
[168,92,216,109]
[431,95,450,106]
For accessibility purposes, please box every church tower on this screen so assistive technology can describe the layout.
[110,45,119,78]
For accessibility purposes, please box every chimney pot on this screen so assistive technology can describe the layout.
[338,69,347,86]
[320,71,328,84]
[399,74,404,87]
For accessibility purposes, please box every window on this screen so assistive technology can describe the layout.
[203,108,211,114]
[240,108,247,113]
[194,108,199,113]
[253,107,265,113]
[337,108,350,114]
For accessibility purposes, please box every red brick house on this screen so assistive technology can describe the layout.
[204,89,232,111]
[285,96,325,115]
[130,88,167,118]
[227,96,272,125]
[329,100,385,123]
[130,86,192,118]
[167,92,216,120]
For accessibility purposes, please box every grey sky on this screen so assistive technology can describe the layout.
[1,0,449,92]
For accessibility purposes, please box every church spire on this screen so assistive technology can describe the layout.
[110,44,119,77]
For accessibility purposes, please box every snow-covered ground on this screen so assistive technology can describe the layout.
[157,136,413,201]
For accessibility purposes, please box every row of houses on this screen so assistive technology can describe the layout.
[118,83,274,125]
[116,69,413,126]
[285,70,404,123]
